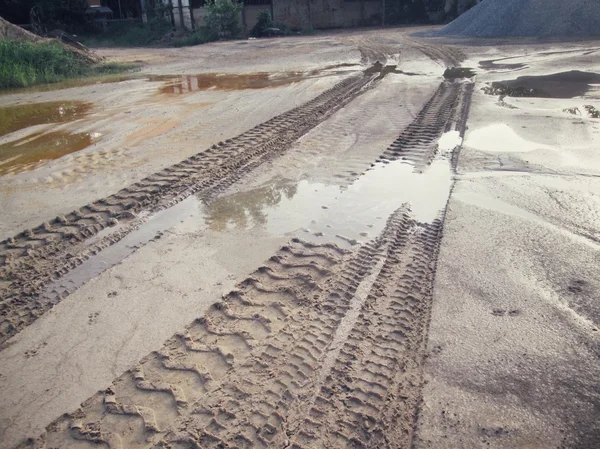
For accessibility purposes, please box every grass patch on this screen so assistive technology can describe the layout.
[0,39,137,89]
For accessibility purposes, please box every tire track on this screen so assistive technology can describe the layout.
[0,74,375,347]
[17,208,447,449]
[287,217,445,449]
[18,234,384,449]
[14,73,474,448]
[378,82,462,169]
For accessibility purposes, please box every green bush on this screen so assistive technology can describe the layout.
[204,0,243,38]
[250,9,274,37]
[0,39,135,89]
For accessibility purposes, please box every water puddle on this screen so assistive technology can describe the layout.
[0,101,92,138]
[482,71,600,98]
[443,67,476,81]
[151,62,407,95]
[363,61,415,79]
[204,158,453,241]
[151,65,359,95]
[0,131,101,176]
[43,156,453,299]
[479,58,527,72]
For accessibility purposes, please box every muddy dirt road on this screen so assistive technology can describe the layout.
[0,28,599,449]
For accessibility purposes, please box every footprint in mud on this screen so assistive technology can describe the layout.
[88,311,100,325]
[107,291,118,298]
[24,341,48,358]
[567,279,587,294]
[492,309,521,316]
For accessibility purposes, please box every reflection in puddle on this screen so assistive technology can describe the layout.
[152,73,305,94]
[151,64,361,95]
[0,101,92,137]
[0,131,101,176]
[205,180,340,233]
[205,158,452,241]
[205,181,299,230]
[482,71,600,99]
[46,158,453,299]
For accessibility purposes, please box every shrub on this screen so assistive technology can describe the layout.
[250,9,274,37]
[204,0,243,39]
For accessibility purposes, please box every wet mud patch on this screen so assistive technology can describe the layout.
[479,58,527,71]
[152,65,359,95]
[0,131,101,176]
[443,67,476,81]
[363,61,415,80]
[0,101,92,137]
[482,71,600,98]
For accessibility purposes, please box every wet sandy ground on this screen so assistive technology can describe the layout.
[0,28,599,448]
[415,42,600,448]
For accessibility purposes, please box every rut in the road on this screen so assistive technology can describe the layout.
[20,206,445,449]
[0,74,375,347]
[378,82,473,169]
[17,75,474,449]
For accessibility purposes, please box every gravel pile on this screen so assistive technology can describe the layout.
[436,0,600,38]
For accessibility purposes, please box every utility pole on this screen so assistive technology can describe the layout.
[177,0,185,28]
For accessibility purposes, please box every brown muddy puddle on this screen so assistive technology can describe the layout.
[0,101,92,137]
[0,131,101,176]
[151,64,362,95]
[483,70,600,98]
[0,101,96,175]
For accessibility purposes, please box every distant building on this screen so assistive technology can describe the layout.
[163,0,479,32]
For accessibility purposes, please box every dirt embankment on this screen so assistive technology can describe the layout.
[0,16,101,63]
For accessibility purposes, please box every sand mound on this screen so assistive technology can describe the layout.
[0,16,42,42]
[436,0,600,38]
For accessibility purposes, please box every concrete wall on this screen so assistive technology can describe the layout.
[344,0,383,27]
[192,6,207,27]
[273,0,310,30]
[243,4,269,30]
[309,0,344,29]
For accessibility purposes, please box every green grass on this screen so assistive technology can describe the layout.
[0,39,138,89]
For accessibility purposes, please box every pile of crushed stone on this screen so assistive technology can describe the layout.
[436,0,600,38]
